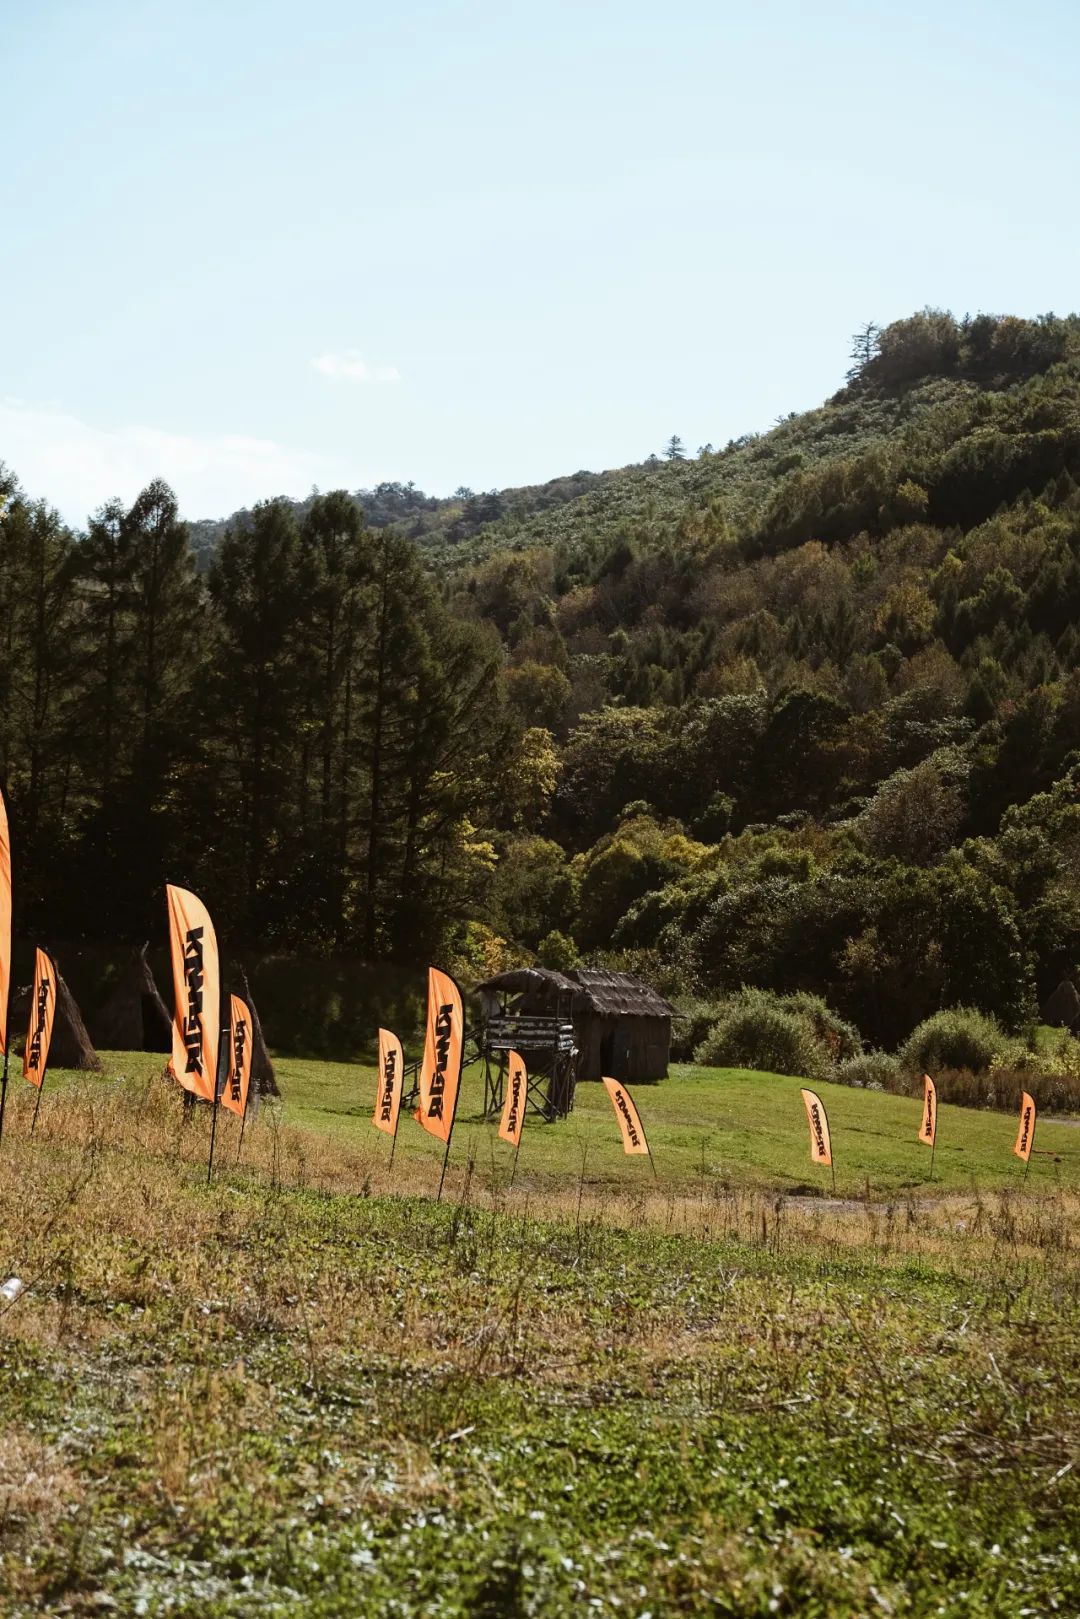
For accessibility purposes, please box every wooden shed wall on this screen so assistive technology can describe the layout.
[573,1010,670,1083]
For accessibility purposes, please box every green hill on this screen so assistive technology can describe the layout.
[5,308,1080,1061]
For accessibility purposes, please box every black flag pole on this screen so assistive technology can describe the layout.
[30,1077,44,1137]
[0,788,14,1149]
[206,1012,227,1187]
[0,1030,9,1147]
[435,1043,468,1203]
[436,1127,454,1202]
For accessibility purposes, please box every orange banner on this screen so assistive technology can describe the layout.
[499,1049,527,1147]
[0,790,10,1057]
[1013,1091,1036,1162]
[166,884,220,1103]
[602,1076,650,1156]
[375,1027,404,1137]
[23,948,56,1087]
[918,1073,937,1147]
[800,1088,832,1166]
[415,968,465,1142]
[222,993,252,1118]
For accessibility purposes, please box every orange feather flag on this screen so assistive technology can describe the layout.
[499,1050,527,1147]
[800,1088,832,1166]
[375,1027,404,1137]
[918,1073,937,1147]
[165,884,220,1103]
[415,968,465,1143]
[602,1076,651,1157]
[1013,1091,1036,1163]
[0,789,10,1058]
[222,993,252,1119]
[23,948,56,1088]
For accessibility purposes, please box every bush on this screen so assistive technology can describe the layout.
[834,1050,903,1091]
[693,988,834,1080]
[899,1007,1018,1077]
[670,996,726,1062]
[918,1064,1080,1114]
[781,991,861,1064]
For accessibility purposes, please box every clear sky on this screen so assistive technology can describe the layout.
[3,0,1079,526]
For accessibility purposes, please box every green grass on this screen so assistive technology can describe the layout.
[246,1055,1079,1197]
[0,1058,1075,1616]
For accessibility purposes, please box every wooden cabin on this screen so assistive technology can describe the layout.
[476,966,673,1085]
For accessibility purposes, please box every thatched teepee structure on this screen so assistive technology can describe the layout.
[237,967,279,1098]
[1042,976,1080,1030]
[13,968,102,1071]
[91,943,172,1052]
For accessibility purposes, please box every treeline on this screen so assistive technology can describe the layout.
[0,476,516,961]
[5,308,1080,1055]
[446,311,1080,1046]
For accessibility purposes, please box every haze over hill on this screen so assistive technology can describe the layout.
[4,307,1080,1056]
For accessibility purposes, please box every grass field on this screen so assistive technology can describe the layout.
[234,1052,1077,1197]
[0,1057,1076,1616]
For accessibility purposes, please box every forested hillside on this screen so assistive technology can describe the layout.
[5,308,1080,1051]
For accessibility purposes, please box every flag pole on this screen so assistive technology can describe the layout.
[929,1138,936,1182]
[0,1046,9,1148]
[206,1091,220,1185]
[436,1126,454,1202]
[206,1014,226,1187]
[30,1077,44,1137]
[0,786,11,1148]
[624,1081,658,1181]
[236,1106,248,1163]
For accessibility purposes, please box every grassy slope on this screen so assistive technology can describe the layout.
[31,1051,1080,1197]
[0,1065,1076,1616]
[251,1055,1077,1198]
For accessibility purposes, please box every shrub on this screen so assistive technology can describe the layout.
[834,1050,903,1091]
[670,997,726,1062]
[781,991,861,1063]
[899,1007,1018,1076]
[919,1064,1080,1114]
[693,988,830,1080]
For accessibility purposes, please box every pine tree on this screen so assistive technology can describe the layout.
[847,321,881,380]
[207,498,304,921]
[76,499,133,807]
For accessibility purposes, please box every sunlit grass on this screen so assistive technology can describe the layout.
[0,1058,1075,1614]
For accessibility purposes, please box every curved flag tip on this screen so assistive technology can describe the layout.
[375,1027,404,1139]
[415,968,465,1146]
[1013,1090,1036,1165]
[165,884,220,1105]
[602,1076,652,1160]
[499,1050,527,1148]
[800,1087,833,1165]
[223,993,252,1119]
[918,1073,937,1147]
[23,947,56,1089]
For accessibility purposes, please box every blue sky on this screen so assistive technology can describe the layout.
[3,0,1078,524]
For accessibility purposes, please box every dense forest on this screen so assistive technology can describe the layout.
[5,307,1080,1052]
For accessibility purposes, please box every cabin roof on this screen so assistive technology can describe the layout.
[475,966,673,1019]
